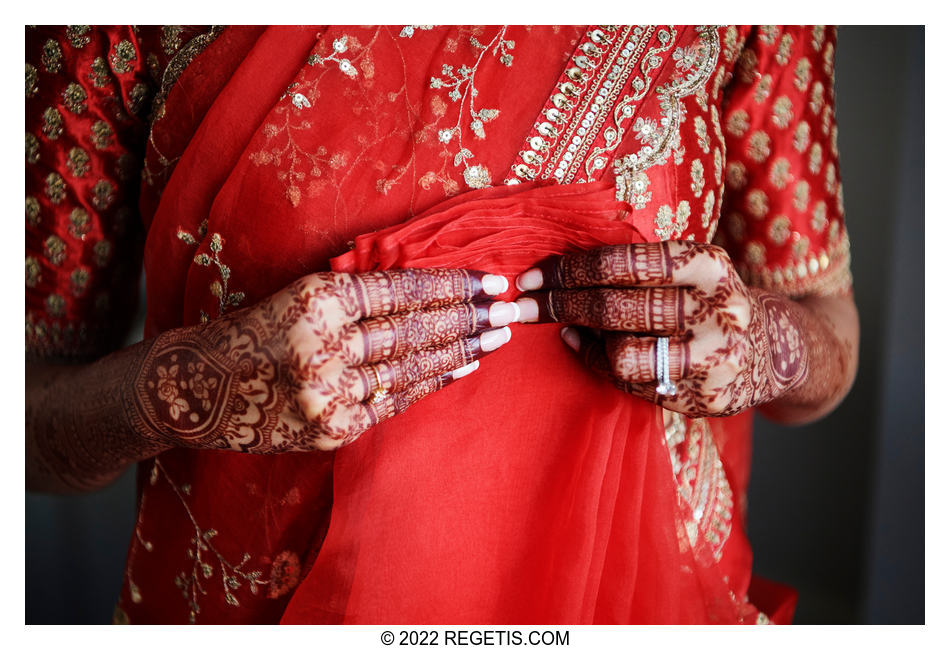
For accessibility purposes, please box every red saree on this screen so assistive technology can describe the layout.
[26,25,850,624]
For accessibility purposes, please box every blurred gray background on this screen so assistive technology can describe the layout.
[25,26,925,624]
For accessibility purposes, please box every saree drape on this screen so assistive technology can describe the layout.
[26,25,849,624]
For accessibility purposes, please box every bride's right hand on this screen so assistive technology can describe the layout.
[129,269,516,452]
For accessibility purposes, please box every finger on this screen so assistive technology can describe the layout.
[348,325,510,400]
[362,369,466,426]
[337,269,509,320]
[342,301,518,365]
[561,328,690,384]
[515,287,686,335]
[516,241,724,291]
[515,244,675,290]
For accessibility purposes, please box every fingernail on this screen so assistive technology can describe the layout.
[451,360,480,380]
[482,274,509,296]
[488,302,519,327]
[560,327,580,352]
[515,297,539,323]
[480,326,511,352]
[515,268,543,292]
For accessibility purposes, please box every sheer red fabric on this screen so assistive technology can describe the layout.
[26,25,849,624]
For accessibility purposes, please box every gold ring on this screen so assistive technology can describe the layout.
[369,365,388,404]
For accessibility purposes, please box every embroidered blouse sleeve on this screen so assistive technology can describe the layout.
[716,25,852,298]
[25,26,188,359]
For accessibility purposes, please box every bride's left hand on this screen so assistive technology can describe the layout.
[513,241,812,417]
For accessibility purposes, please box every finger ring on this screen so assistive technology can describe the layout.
[369,365,389,403]
[655,336,677,397]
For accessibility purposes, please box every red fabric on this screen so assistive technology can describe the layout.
[26,26,846,623]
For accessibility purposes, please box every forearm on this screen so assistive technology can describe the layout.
[757,292,859,425]
[26,340,172,494]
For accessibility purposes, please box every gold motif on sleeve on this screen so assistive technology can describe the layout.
[26,133,40,164]
[110,40,137,74]
[26,196,41,226]
[26,63,38,97]
[41,39,62,73]
[66,25,91,49]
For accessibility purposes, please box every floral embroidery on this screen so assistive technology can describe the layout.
[141,459,269,623]
[428,27,513,189]
[655,200,690,240]
[399,25,434,38]
[308,35,358,78]
[177,227,246,321]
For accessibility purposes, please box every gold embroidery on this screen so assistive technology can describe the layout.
[428,27,514,189]
[68,208,91,239]
[26,197,41,226]
[45,172,65,204]
[128,82,149,115]
[91,120,114,149]
[654,200,690,240]
[42,39,62,73]
[26,256,41,287]
[44,235,66,265]
[92,180,115,210]
[26,133,40,164]
[70,268,90,296]
[746,189,769,218]
[45,294,66,318]
[66,147,89,177]
[26,63,38,97]
[177,227,246,320]
[161,25,185,55]
[149,459,267,622]
[664,412,734,563]
[42,107,63,140]
[66,25,90,49]
[89,57,110,87]
[110,40,137,74]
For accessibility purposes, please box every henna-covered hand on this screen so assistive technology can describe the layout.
[131,269,516,452]
[513,242,848,418]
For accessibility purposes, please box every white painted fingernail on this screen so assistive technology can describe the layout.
[515,268,543,292]
[451,360,480,380]
[515,297,539,323]
[510,300,521,323]
[560,327,580,352]
[482,274,509,295]
[480,326,511,352]
[488,302,518,327]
